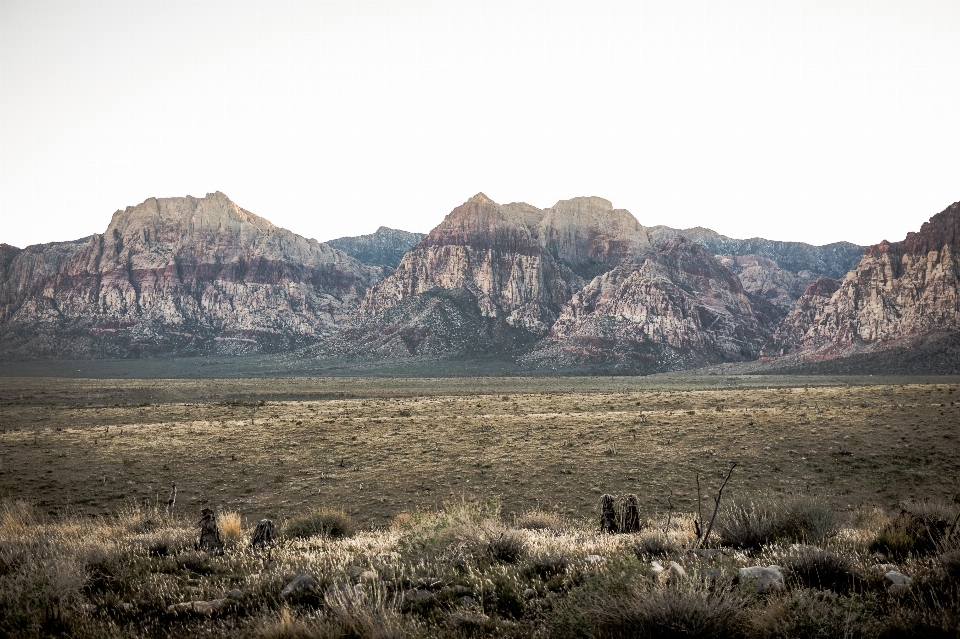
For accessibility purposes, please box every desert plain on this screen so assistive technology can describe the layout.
[3,374,958,525]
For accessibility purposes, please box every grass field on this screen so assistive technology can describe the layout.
[3,375,960,637]
[2,376,958,526]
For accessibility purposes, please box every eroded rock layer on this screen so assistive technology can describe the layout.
[526,237,766,372]
[767,202,960,358]
[0,192,381,357]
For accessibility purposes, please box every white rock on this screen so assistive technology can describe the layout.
[668,561,687,578]
[884,571,913,587]
[739,565,784,593]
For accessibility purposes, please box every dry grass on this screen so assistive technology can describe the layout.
[1,376,959,636]
[2,379,959,530]
[217,510,244,547]
[0,497,958,638]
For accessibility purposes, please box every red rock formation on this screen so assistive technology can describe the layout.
[0,192,381,357]
[767,202,960,358]
[357,194,656,346]
[527,237,766,372]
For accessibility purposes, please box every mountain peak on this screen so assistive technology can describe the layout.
[467,192,497,206]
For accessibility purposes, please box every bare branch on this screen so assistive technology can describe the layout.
[699,462,737,548]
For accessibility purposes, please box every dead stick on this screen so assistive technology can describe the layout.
[696,472,704,543]
[699,462,737,548]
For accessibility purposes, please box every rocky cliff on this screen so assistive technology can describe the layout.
[327,227,425,271]
[525,237,766,372]
[0,192,382,358]
[347,194,656,354]
[766,202,960,358]
[648,225,864,280]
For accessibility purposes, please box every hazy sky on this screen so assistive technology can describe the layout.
[1,1,958,249]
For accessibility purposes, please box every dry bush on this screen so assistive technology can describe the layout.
[486,530,525,564]
[395,500,504,562]
[284,508,356,540]
[632,530,680,558]
[217,511,244,547]
[756,589,882,639]
[324,581,405,639]
[515,508,567,533]
[258,607,326,639]
[775,495,841,544]
[716,498,777,549]
[554,574,749,639]
[716,495,840,549]
[782,546,868,595]
[941,548,960,582]
[872,499,960,557]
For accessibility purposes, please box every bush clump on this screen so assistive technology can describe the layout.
[554,578,750,639]
[782,547,866,595]
[716,495,840,549]
[284,508,356,540]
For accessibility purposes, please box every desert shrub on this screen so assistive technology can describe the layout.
[553,577,749,639]
[515,508,566,533]
[782,547,867,594]
[324,581,405,639]
[525,554,569,579]
[776,496,841,543]
[284,508,356,540]
[394,500,502,563]
[486,531,525,564]
[889,500,958,555]
[757,589,881,639]
[716,495,840,549]
[258,607,327,639]
[632,531,680,558]
[941,548,960,582]
[869,529,915,560]
[716,498,777,549]
[217,511,244,547]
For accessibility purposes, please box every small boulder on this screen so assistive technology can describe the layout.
[281,574,319,600]
[885,570,913,593]
[650,560,665,573]
[668,561,687,579]
[403,588,434,606]
[226,588,244,600]
[739,565,784,593]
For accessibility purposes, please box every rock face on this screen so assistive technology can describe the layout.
[349,194,655,354]
[767,202,960,358]
[327,227,425,271]
[717,255,814,313]
[0,192,381,357]
[648,226,864,280]
[527,238,766,372]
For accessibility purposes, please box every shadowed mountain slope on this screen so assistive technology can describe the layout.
[327,227,425,271]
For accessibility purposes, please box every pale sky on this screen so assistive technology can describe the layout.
[1,1,958,250]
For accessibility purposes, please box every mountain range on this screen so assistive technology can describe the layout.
[1,191,957,374]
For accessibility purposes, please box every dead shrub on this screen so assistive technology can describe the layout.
[217,511,244,547]
[284,508,356,540]
[324,581,404,639]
